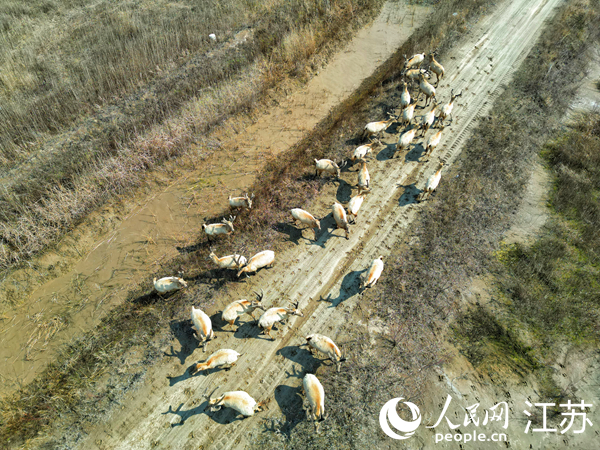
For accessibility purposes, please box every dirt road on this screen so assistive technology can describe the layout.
[75,0,566,448]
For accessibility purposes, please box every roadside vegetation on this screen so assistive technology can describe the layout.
[498,112,600,344]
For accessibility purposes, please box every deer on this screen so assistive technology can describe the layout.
[347,192,367,224]
[301,374,326,432]
[438,89,462,126]
[258,301,304,340]
[204,388,268,418]
[203,216,235,242]
[304,334,346,372]
[221,290,265,330]
[208,249,247,270]
[357,159,370,194]
[428,52,445,86]
[191,306,215,352]
[362,116,396,140]
[417,72,437,106]
[400,98,418,128]
[400,80,411,110]
[291,208,321,240]
[404,52,425,70]
[332,202,350,239]
[351,141,379,162]
[396,126,420,156]
[420,105,437,136]
[362,256,384,289]
[314,159,343,179]
[191,349,241,375]
[237,250,275,277]
[422,126,445,162]
[404,68,430,84]
[153,276,187,294]
[417,162,444,202]
[228,193,254,210]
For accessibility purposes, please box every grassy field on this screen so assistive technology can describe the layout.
[0,0,384,270]
[498,112,600,344]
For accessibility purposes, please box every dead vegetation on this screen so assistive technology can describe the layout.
[0,0,385,270]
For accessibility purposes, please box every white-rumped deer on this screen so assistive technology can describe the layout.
[418,162,444,202]
[404,52,425,69]
[423,126,445,162]
[208,249,247,270]
[301,374,326,432]
[203,216,235,241]
[221,290,264,330]
[417,72,437,106]
[236,250,275,277]
[258,301,304,340]
[428,52,445,86]
[191,306,215,352]
[332,202,350,239]
[290,208,321,240]
[154,276,187,295]
[204,389,268,418]
[191,349,241,375]
[438,90,462,126]
[362,256,384,289]
[228,193,254,210]
[314,159,342,179]
[304,334,346,372]
[347,192,367,224]
[357,159,370,194]
[362,116,396,140]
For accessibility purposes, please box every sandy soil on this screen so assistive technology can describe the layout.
[0,2,431,395]
[70,0,572,449]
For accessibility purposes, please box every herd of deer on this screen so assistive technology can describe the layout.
[151,50,456,432]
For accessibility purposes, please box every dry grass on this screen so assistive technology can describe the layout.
[0,0,384,271]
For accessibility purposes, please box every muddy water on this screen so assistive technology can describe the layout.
[0,2,431,395]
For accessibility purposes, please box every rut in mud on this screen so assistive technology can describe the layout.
[75,0,566,449]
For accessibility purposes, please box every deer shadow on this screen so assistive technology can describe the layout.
[397,183,420,207]
[335,179,354,203]
[166,366,194,387]
[164,319,197,365]
[162,402,208,427]
[233,319,263,340]
[175,240,207,255]
[272,384,305,437]
[274,222,304,245]
[277,346,320,372]
[320,270,365,307]
[163,400,245,426]
[375,143,398,161]
[405,142,427,163]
